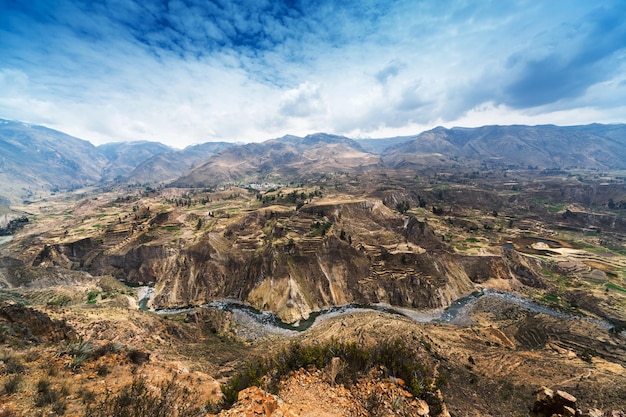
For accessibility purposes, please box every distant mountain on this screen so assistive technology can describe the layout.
[122,142,235,184]
[0,118,231,203]
[97,141,172,181]
[383,124,626,169]
[0,119,107,202]
[3,118,626,202]
[355,136,412,154]
[172,133,382,187]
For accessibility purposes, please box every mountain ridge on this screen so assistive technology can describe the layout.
[2,118,626,204]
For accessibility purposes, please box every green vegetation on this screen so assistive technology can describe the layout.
[0,216,29,236]
[221,338,439,409]
[57,338,94,371]
[86,291,100,304]
[605,282,626,293]
[47,295,72,307]
[309,221,332,237]
[540,294,560,304]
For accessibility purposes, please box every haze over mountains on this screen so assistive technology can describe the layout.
[2,117,626,203]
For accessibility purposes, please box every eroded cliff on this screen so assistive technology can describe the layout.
[8,194,547,322]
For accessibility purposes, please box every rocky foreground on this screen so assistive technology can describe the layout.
[0,293,624,416]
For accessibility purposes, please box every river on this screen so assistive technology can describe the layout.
[138,287,613,333]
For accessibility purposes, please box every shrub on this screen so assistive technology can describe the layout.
[51,398,67,415]
[23,349,41,363]
[92,342,123,359]
[221,338,437,408]
[127,349,150,365]
[84,376,204,417]
[96,363,109,376]
[34,378,60,408]
[70,353,90,372]
[2,356,25,375]
[58,338,94,371]
[86,291,100,304]
[58,338,94,359]
[3,375,22,394]
[77,388,96,405]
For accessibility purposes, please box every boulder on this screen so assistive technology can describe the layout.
[531,386,578,417]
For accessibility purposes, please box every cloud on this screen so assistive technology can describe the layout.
[0,0,624,146]
[501,2,626,108]
[279,82,325,118]
[375,61,406,85]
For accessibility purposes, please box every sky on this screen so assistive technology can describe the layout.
[1,0,625,148]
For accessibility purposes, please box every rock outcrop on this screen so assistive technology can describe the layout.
[0,302,75,343]
[531,386,625,417]
[216,386,298,417]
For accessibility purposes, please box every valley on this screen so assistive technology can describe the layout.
[1,122,625,416]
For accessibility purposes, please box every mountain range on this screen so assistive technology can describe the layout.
[2,117,626,204]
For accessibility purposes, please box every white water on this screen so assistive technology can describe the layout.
[137,286,155,310]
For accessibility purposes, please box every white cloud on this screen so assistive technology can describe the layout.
[0,0,624,147]
[279,82,325,118]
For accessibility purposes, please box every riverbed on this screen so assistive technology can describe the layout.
[138,287,614,335]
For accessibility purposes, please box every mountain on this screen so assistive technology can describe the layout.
[355,136,413,154]
[0,118,234,202]
[97,141,172,181]
[4,119,626,204]
[383,124,626,169]
[0,119,107,202]
[122,142,234,184]
[172,133,382,187]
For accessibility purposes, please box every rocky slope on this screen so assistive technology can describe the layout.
[4,189,560,323]
[10,195,508,322]
[0,179,625,416]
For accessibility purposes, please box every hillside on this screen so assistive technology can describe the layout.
[97,141,172,181]
[0,119,231,203]
[0,119,107,203]
[1,169,625,415]
[172,133,382,187]
[123,142,235,184]
[383,124,626,169]
[3,120,626,204]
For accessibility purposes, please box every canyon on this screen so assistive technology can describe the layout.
[0,121,625,415]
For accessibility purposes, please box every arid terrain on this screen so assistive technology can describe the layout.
[1,164,625,416]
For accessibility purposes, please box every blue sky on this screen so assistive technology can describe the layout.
[1,0,625,147]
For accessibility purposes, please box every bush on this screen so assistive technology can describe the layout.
[127,349,150,365]
[34,378,60,408]
[96,363,109,376]
[84,376,204,417]
[3,375,22,394]
[58,338,94,359]
[58,338,94,371]
[1,356,25,375]
[221,338,437,408]
[92,342,123,359]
